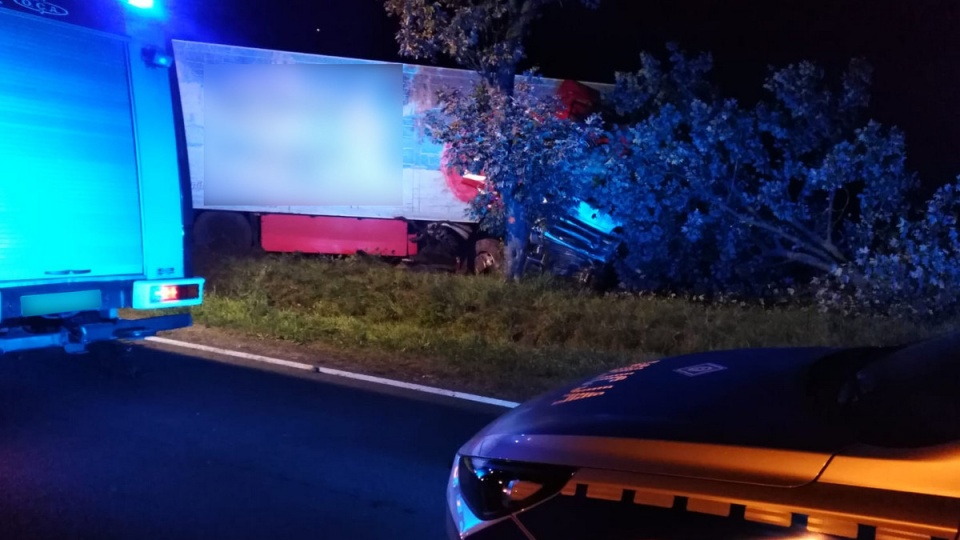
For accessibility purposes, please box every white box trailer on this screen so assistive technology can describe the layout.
[173,40,478,225]
[0,2,204,354]
[171,39,612,271]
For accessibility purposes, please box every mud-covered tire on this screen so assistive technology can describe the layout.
[474,238,502,274]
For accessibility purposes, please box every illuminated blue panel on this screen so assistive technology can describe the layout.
[128,0,155,9]
[574,201,621,234]
[0,10,144,283]
[126,37,188,281]
[203,63,404,207]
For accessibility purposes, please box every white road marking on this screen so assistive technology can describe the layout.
[145,336,520,409]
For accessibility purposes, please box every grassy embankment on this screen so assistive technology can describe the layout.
[133,254,955,400]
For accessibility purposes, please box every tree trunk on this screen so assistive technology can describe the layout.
[503,195,529,281]
[493,61,523,280]
[496,65,516,97]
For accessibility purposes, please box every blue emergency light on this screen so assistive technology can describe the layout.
[123,0,164,19]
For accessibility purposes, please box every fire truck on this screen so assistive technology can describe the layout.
[0,0,204,354]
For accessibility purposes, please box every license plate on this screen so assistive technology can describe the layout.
[20,289,103,317]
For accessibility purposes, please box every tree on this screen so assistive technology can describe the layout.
[586,46,922,299]
[585,45,770,292]
[424,77,601,239]
[384,0,600,280]
[590,46,960,316]
[584,45,741,291]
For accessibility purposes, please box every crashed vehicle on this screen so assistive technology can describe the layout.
[446,331,960,540]
[523,201,623,287]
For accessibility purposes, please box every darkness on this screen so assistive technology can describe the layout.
[175,0,959,186]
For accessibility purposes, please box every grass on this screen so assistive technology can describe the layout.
[129,253,958,400]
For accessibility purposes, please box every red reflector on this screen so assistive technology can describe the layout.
[174,284,200,300]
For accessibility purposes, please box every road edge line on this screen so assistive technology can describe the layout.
[144,336,520,409]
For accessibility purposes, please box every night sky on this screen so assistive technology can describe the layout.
[167,0,960,187]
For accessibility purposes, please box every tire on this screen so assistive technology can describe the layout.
[193,211,254,254]
[473,238,502,274]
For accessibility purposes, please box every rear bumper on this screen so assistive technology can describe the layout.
[1,277,204,320]
[0,277,201,354]
[0,312,192,354]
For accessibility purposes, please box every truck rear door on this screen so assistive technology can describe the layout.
[0,8,145,283]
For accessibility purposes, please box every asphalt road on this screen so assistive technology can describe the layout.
[0,343,503,539]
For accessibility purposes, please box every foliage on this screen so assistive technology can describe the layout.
[384,0,599,89]
[586,45,759,291]
[495,42,957,317]
[577,45,960,319]
[424,78,601,236]
[819,180,960,316]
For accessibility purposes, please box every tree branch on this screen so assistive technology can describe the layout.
[765,248,836,274]
[783,217,846,262]
[837,186,851,227]
[714,200,841,266]
[825,189,835,244]
[693,166,842,265]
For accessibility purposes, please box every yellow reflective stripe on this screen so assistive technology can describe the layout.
[875,527,942,540]
[586,483,625,502]
[580,482,675,507]
[686,497,732,517]
[744,506,793,527]
[807,515,860,538]
[630,488,674,508]
[557,480,952,540]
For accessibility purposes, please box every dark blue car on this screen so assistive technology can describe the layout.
[447,332,960,539]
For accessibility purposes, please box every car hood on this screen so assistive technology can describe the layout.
[460,347,858,488]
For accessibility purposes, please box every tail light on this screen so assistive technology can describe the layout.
[150,283,199,304]
[132,278,205,309]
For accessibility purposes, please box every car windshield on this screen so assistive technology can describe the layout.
[821,332,960,448]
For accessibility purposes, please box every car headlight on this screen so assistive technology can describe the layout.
[457,456,576,521]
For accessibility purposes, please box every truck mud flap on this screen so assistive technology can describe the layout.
[0,313,192,355]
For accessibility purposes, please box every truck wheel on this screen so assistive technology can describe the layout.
[194,211,253,254]
[474,238,502,274]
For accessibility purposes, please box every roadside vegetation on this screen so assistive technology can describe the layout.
[138,254,954,400]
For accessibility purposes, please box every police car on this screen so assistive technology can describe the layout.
[446,332,960,539]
